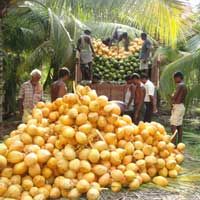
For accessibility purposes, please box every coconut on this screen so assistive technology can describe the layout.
[153,176,168,187]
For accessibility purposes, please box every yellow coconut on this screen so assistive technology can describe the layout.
[76,179,90,193]
[177,143,186,152]
[129,179,140,190]
[158,167,168,177]
[98,173,110,187]
[111,182,122,192]
[88,149,100,164]
[87,188,100,200]
[93,165,107,176]
[175,154,184,164]
[153,176,168,187]
[0,155,7,170]
[168,169,178,178]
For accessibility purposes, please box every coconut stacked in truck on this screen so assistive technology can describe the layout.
[92,38,144,81]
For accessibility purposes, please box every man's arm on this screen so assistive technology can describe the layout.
[40,85,44,101]
[123,86,126,102]
[127,85,135,108]
[77,38,81,52]
[147,84,156,107]
[89,38,95,56]
[18,84,25,116]
[19,99,24,116]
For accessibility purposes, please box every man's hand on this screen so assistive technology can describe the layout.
[20,109,23,117]
[153,106,158,114]
[134,111,139,120]
[76,58,80,65]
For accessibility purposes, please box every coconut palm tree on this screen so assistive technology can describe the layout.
[1,0,194,119]
[160,43,200,108]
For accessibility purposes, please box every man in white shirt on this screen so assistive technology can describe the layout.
[141,74,156,122]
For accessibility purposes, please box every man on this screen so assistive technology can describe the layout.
[77,29,95,81]
[19,69,43,122]
[140,32,152,75]
[112,27,124,42]
[117,32,129,51]
[170,72,187,144]
[51,67,70,102]
[141,73,157,122]
[113,27,129,51]
[123,75,135,118]
[132,73,146,125]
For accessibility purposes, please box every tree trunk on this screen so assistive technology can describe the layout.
[0,18,4,122]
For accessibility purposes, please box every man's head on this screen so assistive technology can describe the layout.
[140,73,149,84]
[30,69,41,85]
[59,67,70,81]
[125,75,133,84]
[141,32,147,41]
[132,73,141,85]
[173,71,184,83]
[84,29,91,35]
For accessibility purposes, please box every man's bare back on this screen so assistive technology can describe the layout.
[51,80,67,102]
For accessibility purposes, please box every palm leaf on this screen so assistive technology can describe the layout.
[87,22,143,40]
[48,8,73,67]
[186,34,200,52]
[25,41,52,69]
[33,0,192,47]
[160,49,200,108]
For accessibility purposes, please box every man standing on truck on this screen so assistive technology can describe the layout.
[77,29,95,81]
[170,72,187,144]
[102,27,129,51]
[140,32,152,76]
[113,27,129,51]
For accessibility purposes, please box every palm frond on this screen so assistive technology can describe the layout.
[160,49,200,108]
[25,41,52,69]
[33,0,192,47]
[48,8,73,67]
[3,5,48,52]
[87,22,143,40]
[120,0,192,47]
[153,46,181,65]
[186,34,200,52]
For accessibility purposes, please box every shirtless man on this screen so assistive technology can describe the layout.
[51,67,70,101]
[170,72,187,144]
[132,73,146,125]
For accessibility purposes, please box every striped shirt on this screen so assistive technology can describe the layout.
[19,81,43,110]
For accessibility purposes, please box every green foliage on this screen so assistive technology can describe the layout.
[160,49,200,109]
[87,22,143,40]
[3,53,21,114]
[75,0,192,47]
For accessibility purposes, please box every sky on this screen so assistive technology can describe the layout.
[190,0,200,7]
